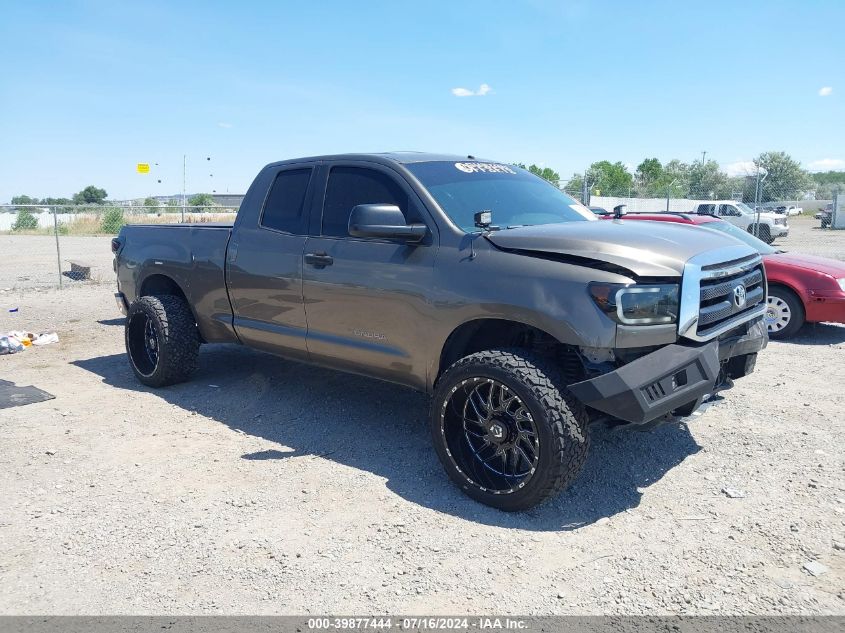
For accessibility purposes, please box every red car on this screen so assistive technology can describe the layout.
[604,212,845,339]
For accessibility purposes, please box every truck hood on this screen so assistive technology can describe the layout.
[753,212,783,221]
[484,220,757,278]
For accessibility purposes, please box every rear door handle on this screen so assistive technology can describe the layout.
[304,252,333,268]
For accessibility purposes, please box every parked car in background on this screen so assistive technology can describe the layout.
[772,205,802,216]
[815,204,833,228]
[693,201,788,244]
[605,212,845,339]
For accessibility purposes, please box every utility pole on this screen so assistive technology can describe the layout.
[181,154,187,222]
[701,151,707,165]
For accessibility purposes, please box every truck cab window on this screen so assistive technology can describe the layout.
[260,168,313,234]
[322,167,411,237]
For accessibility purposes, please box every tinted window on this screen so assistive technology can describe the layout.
[322,167,410,237]
[406,161,593,231]
[698,204,716,214]
[260,168,312,234]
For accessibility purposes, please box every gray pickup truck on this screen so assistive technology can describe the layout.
[113,153,768,511]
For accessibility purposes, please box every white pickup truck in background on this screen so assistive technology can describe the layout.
[694,200,788,244]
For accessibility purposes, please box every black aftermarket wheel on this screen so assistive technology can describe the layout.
[430,349,590,511]
[125,295,200,387]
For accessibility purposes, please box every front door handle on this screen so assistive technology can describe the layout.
[304,252,333,268]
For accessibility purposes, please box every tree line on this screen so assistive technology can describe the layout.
[519,152,845,202]
[8,187,218,210]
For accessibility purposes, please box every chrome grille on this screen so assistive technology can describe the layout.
[697,263,765,337]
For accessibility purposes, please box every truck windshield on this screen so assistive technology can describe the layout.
[406,161,595,231]
[699,220,777,255]
[735,202,757,215]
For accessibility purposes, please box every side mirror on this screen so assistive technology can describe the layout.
[613,204,628,219]
[348,204,427,242]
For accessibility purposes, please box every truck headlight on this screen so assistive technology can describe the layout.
[838,278,845,292]
[589,283,679,325]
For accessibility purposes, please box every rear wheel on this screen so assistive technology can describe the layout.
[765,286,805,340]
[430,349,590,512]
[126,295,200,387]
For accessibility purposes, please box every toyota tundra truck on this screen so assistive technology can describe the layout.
[112,153,768,511]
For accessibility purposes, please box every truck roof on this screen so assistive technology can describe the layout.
[264,152,494,169]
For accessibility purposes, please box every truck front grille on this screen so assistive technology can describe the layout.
[697,263,765,338]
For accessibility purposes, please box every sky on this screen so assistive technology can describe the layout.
[1,0,843,202]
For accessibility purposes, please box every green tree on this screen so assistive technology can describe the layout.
[589,161,634,196]
[688,159,731,199]
[810,171,845,199]
[11,194,40,206]
[514,163,561,185]
[754,151,813,202]
[143,197,160,209]
[188,193,216,211]
[12,208,39,231]
[73,185,108,205]
[636,158,663,190]
[100,207,126,233]
[41,197,73,206]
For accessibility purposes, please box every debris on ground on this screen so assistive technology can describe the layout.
[802,561,829,577]
[0,330,59,353]
[721,487,747,499]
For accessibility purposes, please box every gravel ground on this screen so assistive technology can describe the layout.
[0,219,843,615]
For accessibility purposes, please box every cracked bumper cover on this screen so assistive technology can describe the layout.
[568,319,767,425]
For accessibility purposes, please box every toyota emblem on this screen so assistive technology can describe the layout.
[733,284,747,308]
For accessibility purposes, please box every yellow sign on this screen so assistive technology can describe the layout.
[136,163,150,174]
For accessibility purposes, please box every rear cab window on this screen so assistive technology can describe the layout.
[260,168,313,234]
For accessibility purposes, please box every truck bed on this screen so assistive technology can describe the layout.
[115,223,237,344]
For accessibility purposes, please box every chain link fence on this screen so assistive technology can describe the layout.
[0,204,238,292]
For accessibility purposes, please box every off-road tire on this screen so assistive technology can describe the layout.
[430,348,590,512]
[125,294,200,387]
[766,286,805,340]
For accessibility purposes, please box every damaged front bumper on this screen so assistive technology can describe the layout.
[568,318,767,425]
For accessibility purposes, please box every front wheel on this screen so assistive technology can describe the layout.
[430,349,590,511]
[749,224,773,244]
[765,287,805,340]
[125,295,200,387]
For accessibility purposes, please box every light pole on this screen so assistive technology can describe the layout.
[753,167,768,237]
[182,154,186,222]
[666,178,678,212]
[180,155,213,221]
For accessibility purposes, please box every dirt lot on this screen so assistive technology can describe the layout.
[0,218,843,615]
